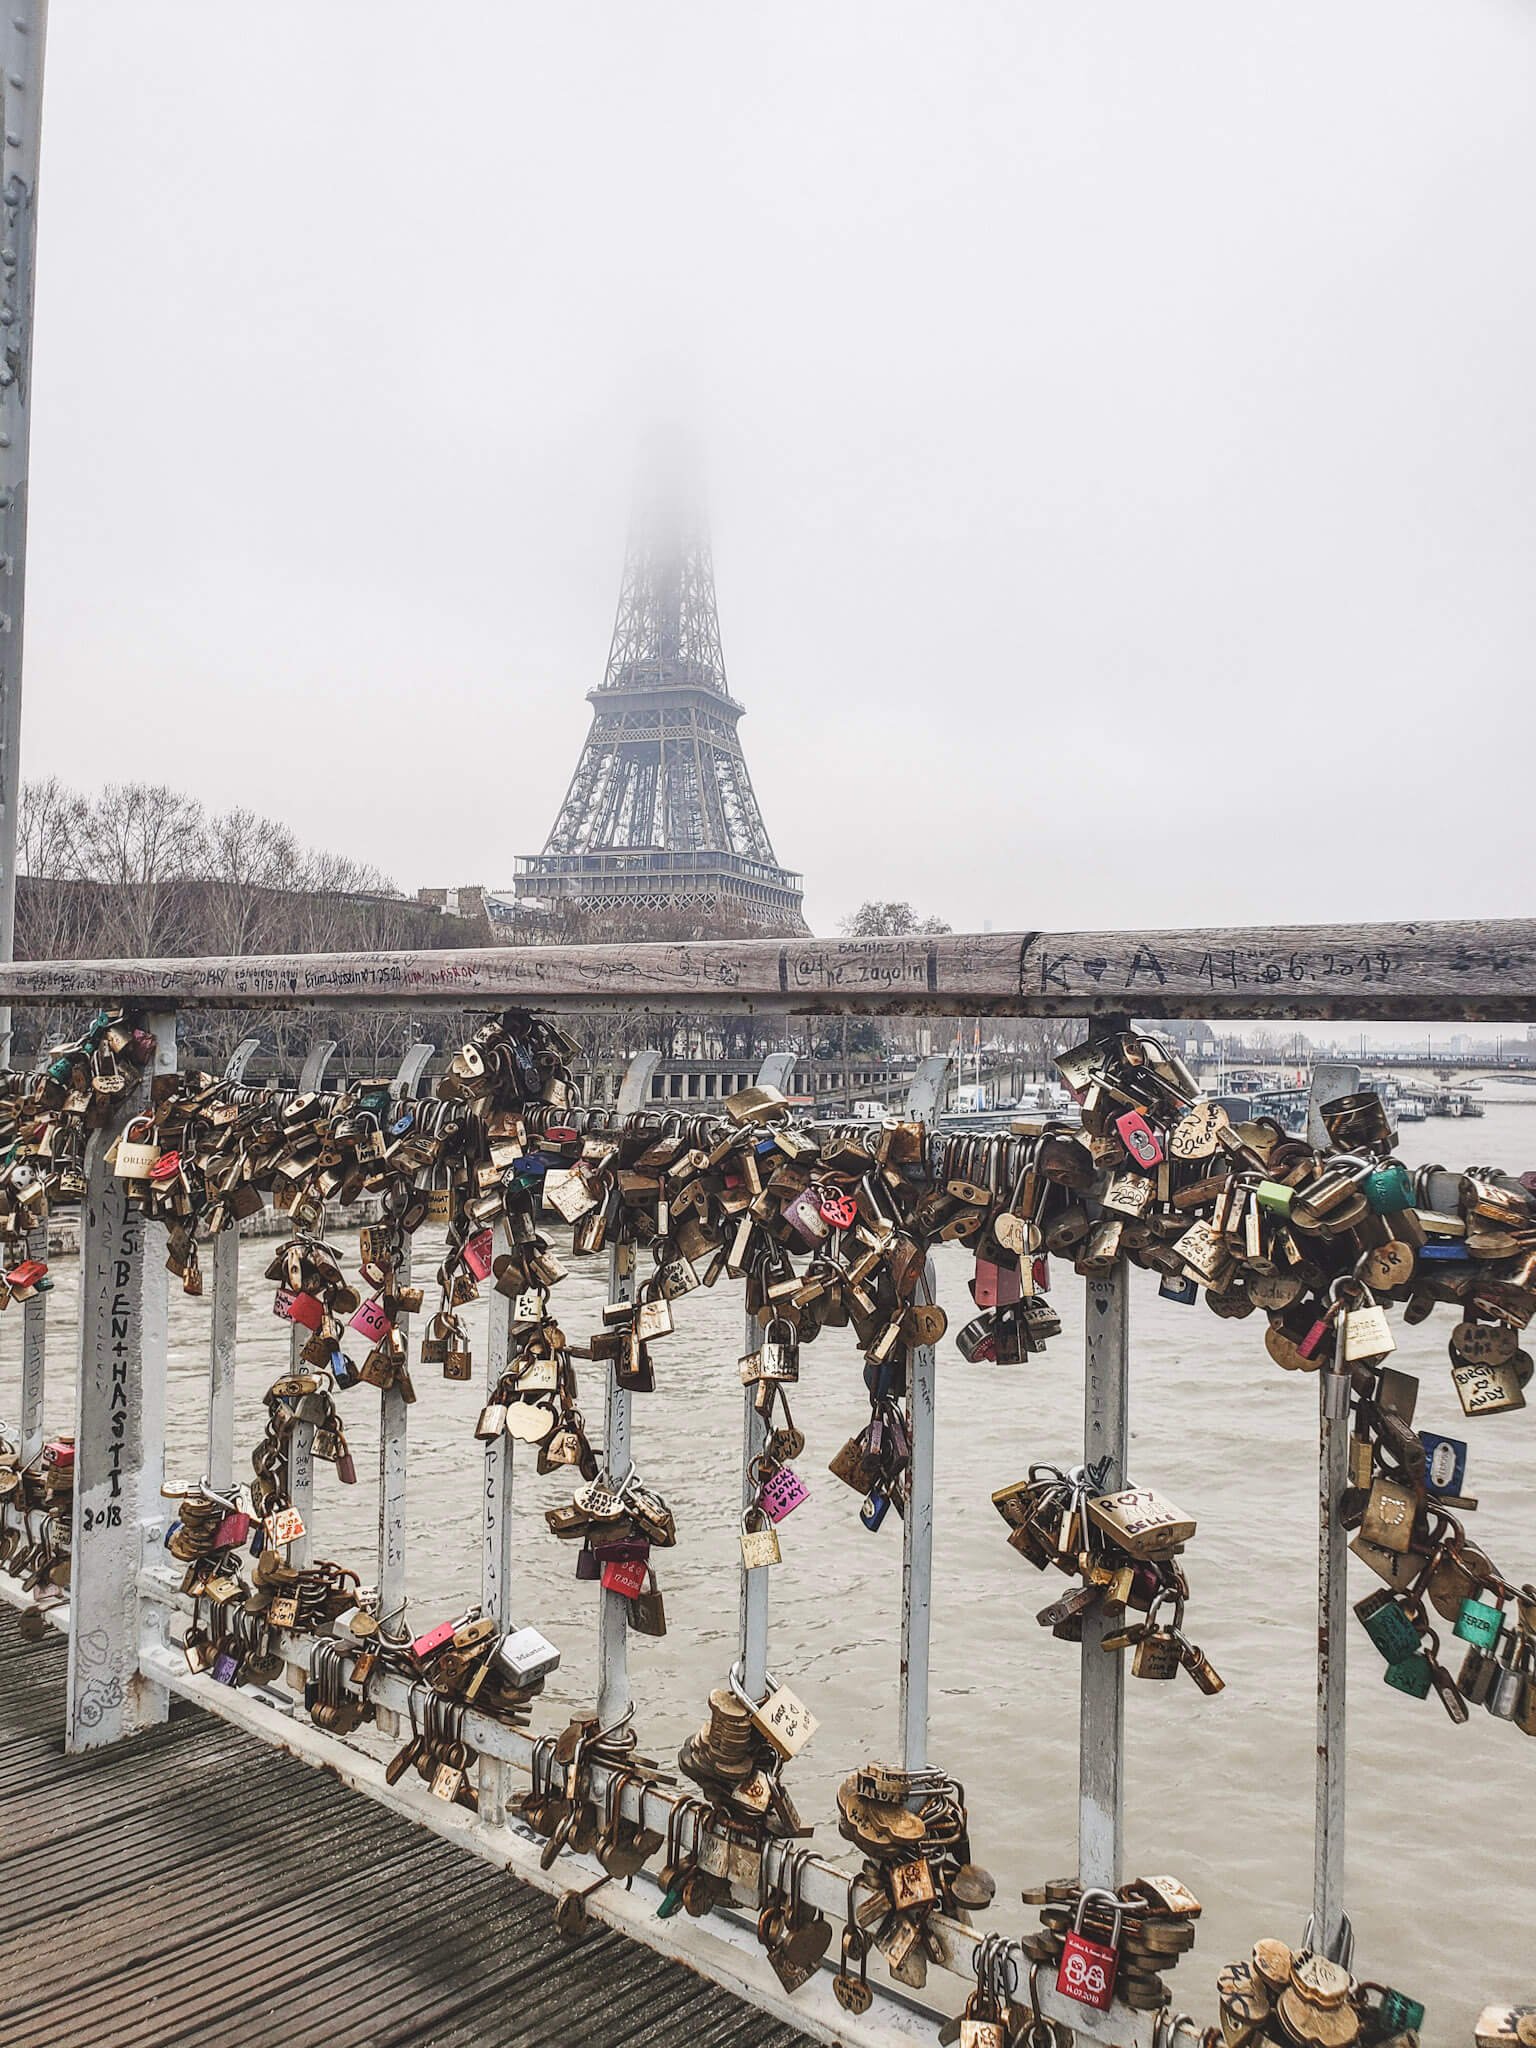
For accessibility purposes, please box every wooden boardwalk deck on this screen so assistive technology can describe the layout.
[0,1612,812,2048]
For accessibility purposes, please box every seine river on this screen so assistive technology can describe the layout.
[6,1080,1532,2040]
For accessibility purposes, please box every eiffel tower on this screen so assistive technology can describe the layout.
[516,472,807,935]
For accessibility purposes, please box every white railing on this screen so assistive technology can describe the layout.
[0,922,1527,2046]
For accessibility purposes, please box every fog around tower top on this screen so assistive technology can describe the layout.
[21,2,1536,938]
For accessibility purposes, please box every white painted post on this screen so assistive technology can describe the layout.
[0,1,48,1067]
[67,1010,175,1751]
[206,1040,259,1495]
[1079,1260,1129,1891]
[1309,1062,1359,1965]
[596,1050,657,1728]
[378,1043,432,1630]
[898,1255,937,1771]
[904,1054,951,1122]
[286,1031,333,1573]
[738,1051,795,1698]
[207,1231,238,1497]
[18,1218,45,1462]
[476,1250,515,1818]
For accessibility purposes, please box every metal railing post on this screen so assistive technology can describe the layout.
[290,1026,340,1564]
[377,1044,433,1631]
[1079,1259,1129,1891]
[903,1053,951,1122]
[898,1254,937,1771]
[597,1050,659,1728]
[206,1037,260,1495]
[0,0,48,1068]
[67,1009,175,1750]
[1308,1062,1359,1965]
[18,1218,45,1463]
[476,1228,516,1815]
[738,1051,795,1698]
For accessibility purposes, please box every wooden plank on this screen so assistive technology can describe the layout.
[3,917,1534,1019]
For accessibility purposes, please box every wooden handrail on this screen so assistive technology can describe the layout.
[0,917,1531,1019]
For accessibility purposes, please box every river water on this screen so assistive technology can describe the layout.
[5,1086,1532,2041]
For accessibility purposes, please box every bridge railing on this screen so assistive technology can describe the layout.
[0,919,1531,2048]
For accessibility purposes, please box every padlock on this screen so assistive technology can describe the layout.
[113,1116,161,1180]
[1419,1430,1468,1498]
[349,1297,393,1344]
[1056,1888,1122,2012]
[1454,1590,1505,1653]
[1114,1109,1163,1170]
[600,1557,648,1599]
[496,1624,560,1685]
[463,1228,495,1281]
[759,1466,809,1523]
[740,1504,782,1568]
[281,1290,325,1333]
[1355,1588,1422,1665]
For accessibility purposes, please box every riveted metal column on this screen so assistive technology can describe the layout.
[0,1,47,1067]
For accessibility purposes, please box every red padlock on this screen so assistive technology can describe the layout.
[1114,1109,1163,1170]
[463,1228,495,1281]
[44,1438,75,1469]
[7,1259,48,1291]
[600,1558,649,1599]
[1056,1890,1122,2012]
[410,1619,457,1660]
[816,1187,858,1230]
[283,1290,326,1333]
[148,1150,183,1183]
[971,1256,1022,1310]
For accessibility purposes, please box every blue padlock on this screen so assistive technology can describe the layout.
[860,1490,891,1533]
[1418,1430,1467,1497]
[1158,1273,1198,1306]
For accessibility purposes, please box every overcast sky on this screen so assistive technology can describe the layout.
[21,3,1536,940]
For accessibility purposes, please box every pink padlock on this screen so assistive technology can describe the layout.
[760,1466,809,1523]
[463,1228,495,1281]
[349,1297,393,1344]
[283,1290,326,1332]
[213,1509,251,1549]
[1114,1109,1163,1170]
[601,1558,649,1599]
[410,1619,456,1660]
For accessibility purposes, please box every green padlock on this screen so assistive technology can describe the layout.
[1364,1162,1414,1215]
[1382,1652,1432,1699]
[1453,1592,1504,1652]
[1356,1588,1422,1665]
[1377,1989,1426,2034]
[1255,1179,1294,1217]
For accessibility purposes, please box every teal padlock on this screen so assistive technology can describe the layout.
[1453,1592,1504,1652]
[1356,1589,1421,1665]
[1364,1162,1414,1214]
[1377,1989,1426,2034]
[1255,1179,1294,1217]
[1383,1652,1432,1699]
